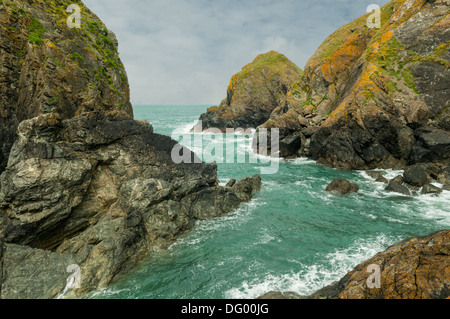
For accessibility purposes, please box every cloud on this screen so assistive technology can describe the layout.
[82,0,390,105]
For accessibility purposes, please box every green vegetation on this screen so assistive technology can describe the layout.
[28,18,46,45]
[69,52,85,64]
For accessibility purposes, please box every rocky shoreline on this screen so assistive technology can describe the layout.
[0,0,448,299]
[259,229,449,299]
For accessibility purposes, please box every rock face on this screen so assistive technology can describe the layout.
[196,51,304,131]
[203,0,449,169]
[0,112,261,298]
[260,230,450,299]
[0,0,133,174]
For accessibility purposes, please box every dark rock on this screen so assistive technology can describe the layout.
[410,127,450,165]
[0,113,262,298]
[325,179,359,195]
[443,183,450,191]
[375,176,389,184]
[403,164,431,187]
[279,135,302,158]
[385,180,411,196]
[366,171,383,180]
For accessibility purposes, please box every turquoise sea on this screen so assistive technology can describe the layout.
[90,105,450,299]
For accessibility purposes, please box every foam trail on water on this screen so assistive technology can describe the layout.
[225,234,400,299]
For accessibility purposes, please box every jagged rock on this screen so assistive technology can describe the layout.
[421,184,442,195]
[403,164,432,187]
[385,181,411,196]
[0,112,262,298]
[366,171,383,180]
[259,230,450,299]
[0,0,133,174]
[225,179,236,187]
[325,179,359,195]
[196,51,304,131]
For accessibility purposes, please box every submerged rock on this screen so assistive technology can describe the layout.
[325,179,359,195]
[196,51,304,131]
[385,178,411,196]
[0,112,262,298]
[421,184,442,195]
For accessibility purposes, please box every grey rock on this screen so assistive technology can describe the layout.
[325,179,359,195]
[385,181,411,196]
[403,164,431,187]
[421,184,442,195]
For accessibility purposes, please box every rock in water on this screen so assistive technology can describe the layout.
[259,230,450,299]
[311,230,450,299]
[403,164,431,187]
[200,0,450,170]
[325,179,359,195]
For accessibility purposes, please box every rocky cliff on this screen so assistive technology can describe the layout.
[199,0,450,168]
[0,0,133,174]
[260,229,450,299]
[197,51,304,131]
[0,1,261,299]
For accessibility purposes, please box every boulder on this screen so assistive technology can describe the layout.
[421,184,442,195]
[403,164,431,187]
[325,179,359,195]
[385,178,411,196]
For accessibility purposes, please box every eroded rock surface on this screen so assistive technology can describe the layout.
[0,112,261,298]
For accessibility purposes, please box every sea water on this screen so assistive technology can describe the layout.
[89,104,450,299]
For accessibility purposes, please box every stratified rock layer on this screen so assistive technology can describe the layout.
[0,0,133,174]
[197,51,304,131]
[0,112,261,298]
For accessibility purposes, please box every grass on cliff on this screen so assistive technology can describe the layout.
[28,18,46,45]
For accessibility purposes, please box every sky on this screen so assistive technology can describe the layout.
[82,0,390,105]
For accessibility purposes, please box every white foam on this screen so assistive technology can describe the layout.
[288,157,317,165]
